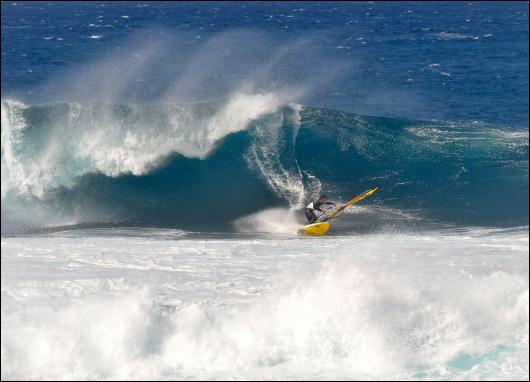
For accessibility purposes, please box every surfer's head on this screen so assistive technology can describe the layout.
[318,194,327,202]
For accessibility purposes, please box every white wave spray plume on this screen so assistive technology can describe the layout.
[1,29,346,199]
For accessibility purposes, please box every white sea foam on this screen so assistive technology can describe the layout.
[78,91,284,177]
[1,100,28,197]
[405,124,529,150]
[435,32,478,40]
[244,103,323,209]
[233,207,302,234]
[1,227,528,380]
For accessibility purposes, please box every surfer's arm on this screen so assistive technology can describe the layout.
[317,204,334,212]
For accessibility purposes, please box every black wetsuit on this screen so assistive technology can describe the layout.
[305,199,335,224]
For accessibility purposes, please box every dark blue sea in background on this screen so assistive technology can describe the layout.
[3,1,529,125]
[1,1,528,234]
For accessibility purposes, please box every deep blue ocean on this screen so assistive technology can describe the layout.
[1,1,528,233]
[3,1,529,125]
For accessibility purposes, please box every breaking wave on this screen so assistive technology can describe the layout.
[1,97,528,234]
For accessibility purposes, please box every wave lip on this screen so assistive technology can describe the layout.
[1,93,283,195]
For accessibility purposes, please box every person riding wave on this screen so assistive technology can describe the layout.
[304,194,336,224]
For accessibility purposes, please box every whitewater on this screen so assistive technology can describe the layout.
[2,2,529,380]
[2,228,528,380]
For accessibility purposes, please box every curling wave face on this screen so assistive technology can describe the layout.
[1,98,528,234]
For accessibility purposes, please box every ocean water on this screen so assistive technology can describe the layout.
[1,2,528,380]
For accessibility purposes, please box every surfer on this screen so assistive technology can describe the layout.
[304,194,336,224]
